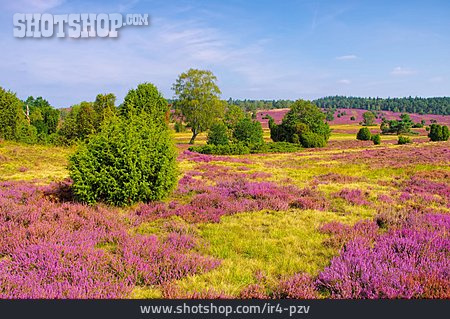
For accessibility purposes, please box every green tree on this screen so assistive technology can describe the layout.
[57,104,81,144]
[325,111,334,121]
[121,83,168,123]
[207,122,229,145]
[233,118,264,146]
[76,102,96,140]
[0,87,23,140]
[357,127,372,141]
[93,93,116,130]
[172,69,225,144]
[397,113,413,134]
[362,111,376,126]
[269,99,330,148]
[224,104,246,129]
[428,124,449,141]
[371,133,381,145]
[24,96,60,137]
[69,113,177,206]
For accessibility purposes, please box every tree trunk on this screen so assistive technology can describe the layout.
[189,131,198,144]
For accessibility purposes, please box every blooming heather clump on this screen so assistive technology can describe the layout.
[401,177,450,206]
[135,178,329,224]
[273,273,318,299]
[319,220,379,249]
[377,194,394,204]
[317,214,450,299]
[334,188,370,206]
[0,182,220,298]
[239,284,269,299]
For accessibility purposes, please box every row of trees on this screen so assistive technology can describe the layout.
[181,95,450,115]
[315,96,450,115]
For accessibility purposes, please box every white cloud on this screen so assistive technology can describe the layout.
[391,66,416,76]
[337,79,351,84]
[335,55,357,60]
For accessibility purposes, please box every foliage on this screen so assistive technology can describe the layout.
[325,111,334,121]
[315,96,450,115]
[0,87,24,140]
[300,132,327,148]
[350,116,356,121]
[93,93,116,130]
[362,111,376,126]
[380,113,414,135]
[224,104,246,129]
[269,99,330,148]
[75,102,96,140]
[25,96,60,138]
[121,83,167,122]
[356,127,371,141]
[398,136,411,145]
[174,121,186,133]
[70,113,177,206]
[428,124,449,141]
[188,143,250,155]
[226,98,294,112]
[371,134,381,145]
[172,69,225,144]
[16,122,38,144]
[207,122,229,146]
[69,84,178,206]
[233,118,264,146]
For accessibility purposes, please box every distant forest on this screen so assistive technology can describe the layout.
[314,96,450,115]
[193,96,450,115]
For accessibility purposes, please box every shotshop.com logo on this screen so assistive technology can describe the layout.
[13,13,149,38]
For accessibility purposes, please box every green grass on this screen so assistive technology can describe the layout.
[0,141,74,183]
[175,209,363,296]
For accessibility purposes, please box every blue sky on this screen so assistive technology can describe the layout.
[0,0,449,107]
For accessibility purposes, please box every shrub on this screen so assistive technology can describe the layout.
[300,132,326,148]
[207,122,229,145]
[69,114,177,206]
[16,121,38,144]
[251,142,302,154]
[356,127,371,141]
[428,124,449,141]
[233,118,264,146]
[371,134,381,145]
[269,99,330,147]
[188,143,250,155]
[350,116,356,121]
[174,121,185,133]
[398,136,411,145]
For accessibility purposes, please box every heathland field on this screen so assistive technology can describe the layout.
[0,122,449,298]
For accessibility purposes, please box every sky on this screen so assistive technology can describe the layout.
[0,0,449,108]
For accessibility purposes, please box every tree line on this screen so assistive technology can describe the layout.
[314,96,450,115]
